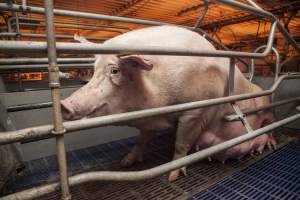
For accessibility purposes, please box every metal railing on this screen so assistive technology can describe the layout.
[0,0,300,200]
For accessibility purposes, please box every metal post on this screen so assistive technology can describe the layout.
[44,1,71,199]
[228,58,235,96]
[228,58,253,132]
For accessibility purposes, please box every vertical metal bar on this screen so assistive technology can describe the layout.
[22,0,27,8]
[228,58,235,96]
[17,70,23,91]
[228,58,253,132]
[193,0,209,29]
[44,1,71,200]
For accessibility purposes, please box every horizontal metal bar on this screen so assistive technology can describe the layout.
[0,63,94,70]
[224,97,300,121]
[213,0,275,21]
[0,3,169,26]
[0,74,299,145]
[0,57,94,65]
[0,21,277,58]
[7,102,53,112]
[15,16,131,30]
[12,22,123,33]
[0,32,111,41]
[11,94,298,114]
[2,112,300,200]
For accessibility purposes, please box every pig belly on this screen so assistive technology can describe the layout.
[196,114,272,162]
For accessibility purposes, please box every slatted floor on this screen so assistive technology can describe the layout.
[193,142,300,200]
[2,130,299,200]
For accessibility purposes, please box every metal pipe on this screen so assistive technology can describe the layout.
[0,22,277,57]
[0,73,299,145]
[0,3,169,26]
[0,32,111,41]
[224,97,300,121]
[43,1,70,199]
[0,63,94,70]
[193,0,209,29]
[250,44,280,82]
[245,0,300,54]
[16,16,131,30]
[7,102,53,112]
[2,112,300,200]
[12,22,123,33]
[22,0,26,8]
[0,57,94,65]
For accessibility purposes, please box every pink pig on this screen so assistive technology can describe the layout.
[61,26,276,181]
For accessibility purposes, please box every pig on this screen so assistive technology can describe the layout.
[61,25,276,182]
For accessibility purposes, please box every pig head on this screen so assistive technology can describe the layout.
[61,54,153,120]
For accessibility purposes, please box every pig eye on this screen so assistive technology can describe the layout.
[110,67,120,75]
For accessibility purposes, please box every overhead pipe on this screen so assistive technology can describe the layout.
[0,63,94,70]
[0,22,277,58]
[14,16,131,30]
[11,22,124,34]
[0,57,94,65]
[0,32,111,41]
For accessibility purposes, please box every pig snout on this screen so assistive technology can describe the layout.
[61,99,85,120]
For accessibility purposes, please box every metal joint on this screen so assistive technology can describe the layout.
[51,128,66,135]
[49,82,60,88]
[19,5,30,14]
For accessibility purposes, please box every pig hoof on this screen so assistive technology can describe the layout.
[120,156,134,167]
[208,157,212,162]
[222,160,225,164]
[168,167,187,182]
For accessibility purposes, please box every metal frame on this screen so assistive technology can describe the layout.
[0,0,300,200]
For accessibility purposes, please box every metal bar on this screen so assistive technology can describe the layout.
[22,0,26,8]
[0,32,111,41]
[0,63,94,70]
[0,74,299,145]
[7,102,53,112]
[0,3,169,26]
[225,97,300,121]
[245,0,300,54]
[12,22,123,33]
[0,57,94,65]
[15,16,131,30]
[228,58,235,95]
[2,112,300,200]
[250,45,280,83]
[0,22,277,58]
[193,0,209,29]
[43,1,70,199]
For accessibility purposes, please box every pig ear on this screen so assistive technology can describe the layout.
[119,55,153,71]
[74,34,94,44]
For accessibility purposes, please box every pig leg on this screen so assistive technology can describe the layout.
[168,118,201,182]
[121,130,156,167]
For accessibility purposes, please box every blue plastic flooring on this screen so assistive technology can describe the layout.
[193,141,300,200]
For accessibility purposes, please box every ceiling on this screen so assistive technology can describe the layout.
[1,0,300,58]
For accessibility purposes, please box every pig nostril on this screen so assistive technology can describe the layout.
[61,101,75,120]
